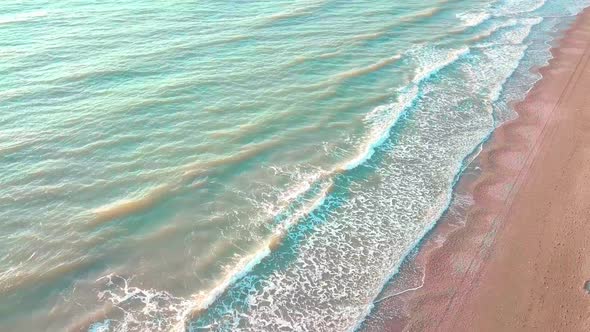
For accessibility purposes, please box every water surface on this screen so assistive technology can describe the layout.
[0,0,588,331]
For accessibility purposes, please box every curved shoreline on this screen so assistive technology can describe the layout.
[363,5,590,332]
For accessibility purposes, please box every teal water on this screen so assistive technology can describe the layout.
[1,0,588,331]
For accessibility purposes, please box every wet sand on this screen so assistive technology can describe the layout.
[369,6,590,332]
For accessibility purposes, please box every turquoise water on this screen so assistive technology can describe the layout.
[1,0,587,331]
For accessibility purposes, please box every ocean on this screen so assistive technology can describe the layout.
[0,0,588,331]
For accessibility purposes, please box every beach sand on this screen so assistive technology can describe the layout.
[369,6,590,332]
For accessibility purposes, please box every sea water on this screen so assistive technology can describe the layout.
[0,0,588,331]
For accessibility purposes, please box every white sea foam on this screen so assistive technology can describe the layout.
[373,269,426,304]
[176,178,334,328]
[360,13,547,331]
[495,0,547,16]
[87,320,111,332]
[186,10,553,330]
[276,169,330,206]
[467,18,520,44]
[169,46,474,330]
[0,0,588,331]
[340,86,418,171]
[456,11,491,27]
[94,274,194,331]
[340,46,469,171]
[91,173,335,331]
[178,247,272,327]
[487,20,543,101]
[411,46,470,84]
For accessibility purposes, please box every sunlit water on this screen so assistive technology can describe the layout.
[1,0,588,331]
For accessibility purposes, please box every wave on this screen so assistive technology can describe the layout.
[333,54,402,81]
[339,86,418,171]
[90,169,335,331]
[261,0,330,26]
[495,0,547,16]
[93,273,193,331]
[451,1,544,40]
[373,268,426,304]
[350,192,454,332]
[467,18,519,44]
[0,10,47,25]
[175,179,334,330]
[351,7,445,45]
[85,4,549,331]
[90,184,175,225]
[84,5,559,331]
[348,20,406,43]
[456,11,491,27]
[88,139,280,226]
[186,33,534,329]
[267,9,309,22]
[151,46,469,330]
[339,47,468,172]
[359,9,550,332]
[302,54,402,92]
[89,177,209,226]
[478,21,543,101]
[66,303,115,332]
[412,46,469,83]
[195,34,249,48]
[473,17,543,49]
[1,256,95,296]
[165,47,469,328]
[13,32,485,332]
[400,6,443,23]
[349,5,444,44]
[284,50,343,68]
[180,248,272,327]
[0,139,37,156]
[349,30,388,43]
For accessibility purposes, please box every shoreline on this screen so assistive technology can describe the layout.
[364,6,590,332]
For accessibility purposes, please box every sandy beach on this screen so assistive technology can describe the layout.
[370,6,590,332]
[4,2,589,331]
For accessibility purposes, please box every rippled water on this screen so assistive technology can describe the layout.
[1,0,588,331]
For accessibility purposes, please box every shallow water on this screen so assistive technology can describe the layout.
[0,0,588,331]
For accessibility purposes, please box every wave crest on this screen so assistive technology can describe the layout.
[0,10,47,25]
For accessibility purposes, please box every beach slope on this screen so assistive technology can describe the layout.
[385,7,590,332]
